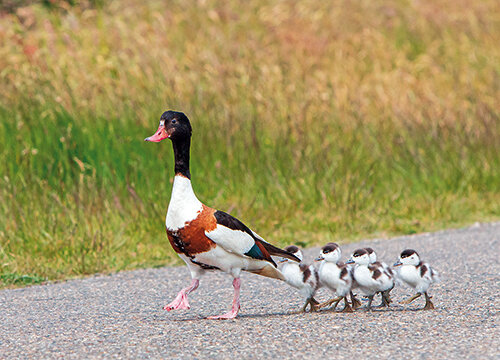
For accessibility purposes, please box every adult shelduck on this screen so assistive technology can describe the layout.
[145,110,299,320]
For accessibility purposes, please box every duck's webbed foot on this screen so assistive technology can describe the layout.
[350,291,362,310]
[400,292,421,305]
[423,292,435,310]
[164,279,199,311]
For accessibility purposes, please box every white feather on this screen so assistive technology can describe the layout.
[395,262,438,293]
[318,262,352,297]
[205,225,255,256]
[166,176,203,231]
[352,264,394,296]
[280,262,317,300]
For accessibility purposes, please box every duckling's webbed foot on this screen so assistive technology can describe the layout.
[309,297,320,312]
[423,292,435,310]
[400,293,421,305]
[300,302,308,313]
[301,298,320,313]
[341,297,354,313]
[350,291,362,309]
[318,296,342,310]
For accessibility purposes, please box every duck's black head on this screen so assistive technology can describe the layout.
[145,110,192,143]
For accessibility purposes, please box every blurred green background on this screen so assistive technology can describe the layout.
[0,0,499,287]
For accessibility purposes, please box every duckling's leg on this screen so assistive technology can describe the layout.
[380,290,392,307]
[163,278,199,311]
[309,297,320,312]
[350,291,362,309]
[366,295,374,310]
[400,292,421,305]
[423,292,435,310]
[297,298,319,313]
[206,278,241,320]
[341,297,354,313]
[300,301,309,313]
[318,296,342,310]
[384,289,393,304]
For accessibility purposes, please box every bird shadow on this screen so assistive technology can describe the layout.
[148,304,436,322]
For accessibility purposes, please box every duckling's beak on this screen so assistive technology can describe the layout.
[145,125,169,142]
[393,260,402,267]
[314,256,324,262]
[345,259,354,264]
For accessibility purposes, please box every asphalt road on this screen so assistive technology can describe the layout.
[1,222,499,359]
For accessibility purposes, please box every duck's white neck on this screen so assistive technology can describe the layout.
[165,175,203,231]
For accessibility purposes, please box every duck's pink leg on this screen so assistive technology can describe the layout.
[163,279,199,311]
[207,278,241,320]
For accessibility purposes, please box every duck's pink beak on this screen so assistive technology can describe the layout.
[145,125,169,142]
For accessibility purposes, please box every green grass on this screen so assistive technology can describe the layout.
[0,273,47,286]
[0,0,499,287]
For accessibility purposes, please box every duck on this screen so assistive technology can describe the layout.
[364,247,394,307]
[315,243,354,312]
[346,248,395,310]
[393,249,439,310]
[145,110,299,320]
[278,245,320,313]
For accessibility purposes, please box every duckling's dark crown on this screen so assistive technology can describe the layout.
[364,247,374,254]
[400,249,418,258]
[352,248,368,257]
[321,243,339,253]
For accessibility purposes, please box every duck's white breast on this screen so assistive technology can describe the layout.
[166,175,203,231]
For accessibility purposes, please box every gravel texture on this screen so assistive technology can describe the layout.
[1,222,499,359]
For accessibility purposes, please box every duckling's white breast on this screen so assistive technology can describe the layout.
[353,265,379,290]
[318,262,342,287]
[397,265,421,288]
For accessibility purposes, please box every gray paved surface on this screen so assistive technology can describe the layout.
[1,222,499,359]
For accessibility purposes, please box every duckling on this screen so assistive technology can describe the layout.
[346,248,395,310]
[393,249,439,310]
[278,245,320,313]
[365,247,394,307]
[315,243,354,313]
